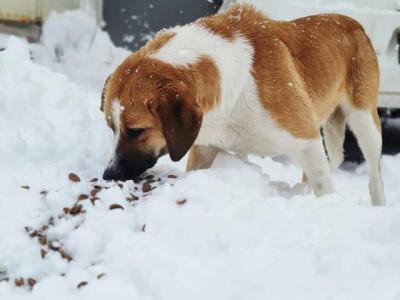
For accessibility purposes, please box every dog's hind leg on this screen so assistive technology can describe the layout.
[186,145,219,171]
[294,137,336,197]
[323,107,347,171]
[344,29,385,205]
[301,109,345,184]
[344,107,385,206]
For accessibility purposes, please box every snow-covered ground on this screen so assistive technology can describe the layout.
[0,8,400,300]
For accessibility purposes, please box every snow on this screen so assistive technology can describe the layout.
[30,10,129,91]
[0,8,400,300]
[0,33,11,49]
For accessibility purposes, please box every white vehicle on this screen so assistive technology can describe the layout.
[223,0,400,110]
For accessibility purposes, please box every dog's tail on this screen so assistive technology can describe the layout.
[323,107,347,171]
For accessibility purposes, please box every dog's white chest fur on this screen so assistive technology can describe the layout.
[196,76,302,156]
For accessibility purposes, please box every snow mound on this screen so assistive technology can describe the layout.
[0,36,110,178]
[0,9,399,300]
[30,9,129,90]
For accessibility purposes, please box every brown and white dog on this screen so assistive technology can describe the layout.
[101,4,385,205]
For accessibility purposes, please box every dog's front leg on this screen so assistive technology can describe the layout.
[294,138,335,197]
[186,145,219,171]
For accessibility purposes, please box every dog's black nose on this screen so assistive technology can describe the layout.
[102,167,125,181]
[102,168,114,181]
[103,153,158,181]
[102,165,146,181]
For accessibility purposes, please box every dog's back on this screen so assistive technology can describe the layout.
[199,5,379,135]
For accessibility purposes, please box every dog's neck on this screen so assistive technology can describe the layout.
[150,23,254,114]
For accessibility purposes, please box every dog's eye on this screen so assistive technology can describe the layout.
[125,128,145,138]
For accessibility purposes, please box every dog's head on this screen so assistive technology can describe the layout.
[101,55,203,181]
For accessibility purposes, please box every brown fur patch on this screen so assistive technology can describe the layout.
[199,4,380,139]
[187,56,220,111]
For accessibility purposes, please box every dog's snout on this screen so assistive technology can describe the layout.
[102,167,121,181]
[102,164,138,181]
[103,153,158,181]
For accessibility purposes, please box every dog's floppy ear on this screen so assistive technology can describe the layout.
[152,92,202,161]
[100,75,112,112]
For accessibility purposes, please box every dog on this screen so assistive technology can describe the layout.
[101,4,385,206]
